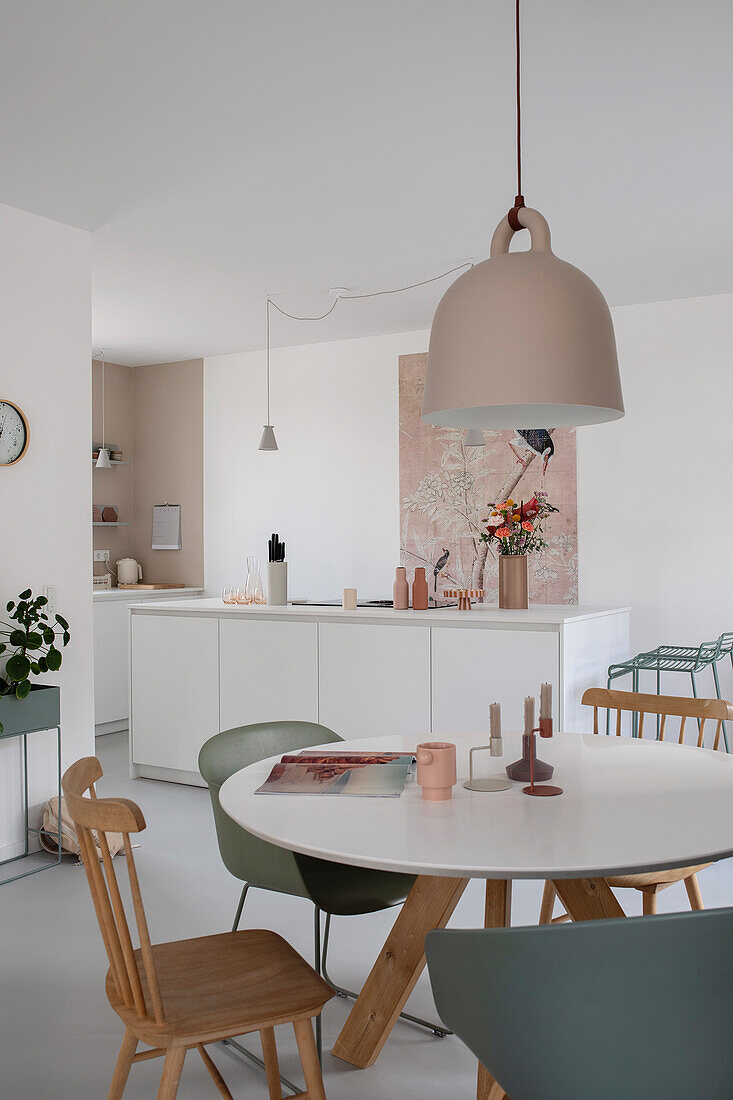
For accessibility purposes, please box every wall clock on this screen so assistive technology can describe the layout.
[0,399,30,465]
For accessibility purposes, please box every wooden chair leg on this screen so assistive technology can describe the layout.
[157,1048,187,1100]
[539,881,556,924]
[196,1044,233,1099]
[642,890,658,915]
[260,1027,283,1100]
[293,1018,327,1100]
[684,873,704,910]
[108,1029,138,1100]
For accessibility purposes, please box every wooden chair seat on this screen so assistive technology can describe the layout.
[106,928,333,1047]
[607,863,711,892]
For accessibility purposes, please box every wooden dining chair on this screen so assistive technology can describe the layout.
[540,689,733,925]
[62,757,334,1100]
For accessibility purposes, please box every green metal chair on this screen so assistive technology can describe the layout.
[426,908,733,1100]
[199,721,449,1083]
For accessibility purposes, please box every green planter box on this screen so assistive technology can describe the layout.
[0,685,61,738]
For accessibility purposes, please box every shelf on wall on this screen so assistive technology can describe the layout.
[91,460,129,466]
[93,522,130,527]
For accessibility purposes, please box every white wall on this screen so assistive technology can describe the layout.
[0,202,93,858]
[578,292,733,701]
[205,330,428,600]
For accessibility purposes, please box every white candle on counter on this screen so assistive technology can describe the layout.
[540,682,552,720]
[524,695,535,734]
[489,702,503,756]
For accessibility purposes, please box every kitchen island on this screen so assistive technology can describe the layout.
[129,598,629,786]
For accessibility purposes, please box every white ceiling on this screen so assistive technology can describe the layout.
[1,0,732,365]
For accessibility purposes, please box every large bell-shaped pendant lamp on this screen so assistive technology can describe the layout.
[422,0,623,431]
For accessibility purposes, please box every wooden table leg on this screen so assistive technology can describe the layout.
[552,878,626,921]
[331,875,468,1068]
[477,880,512,1100]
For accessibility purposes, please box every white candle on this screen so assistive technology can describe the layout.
[489,702,501,738]
[540,682,552,720]
[342,588,357,610]
[524,696,535,734]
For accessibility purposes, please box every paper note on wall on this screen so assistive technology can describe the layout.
[152,504,181,550]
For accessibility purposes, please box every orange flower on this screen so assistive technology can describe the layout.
[496,526,511,538]
[522,520,533,532]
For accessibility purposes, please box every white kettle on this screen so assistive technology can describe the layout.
[116,558,143,585]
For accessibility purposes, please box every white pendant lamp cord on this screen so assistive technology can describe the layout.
[265,298,271,424]
[509,0,525,229]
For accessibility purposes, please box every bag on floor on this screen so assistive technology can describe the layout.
[39,795,124,862]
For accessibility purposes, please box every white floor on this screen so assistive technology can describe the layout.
[2,731,732,1099]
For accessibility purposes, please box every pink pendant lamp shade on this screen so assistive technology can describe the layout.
[422,0,624,432]
[423,207,623,430]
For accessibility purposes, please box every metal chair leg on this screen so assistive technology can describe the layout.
[231,883,250,932]
[320,910,452,1038]
[691,672,702,736]
[314,906,323,1065]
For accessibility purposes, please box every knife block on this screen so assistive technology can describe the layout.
[267,561,288,606]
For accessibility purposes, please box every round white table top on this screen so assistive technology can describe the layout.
[218,731,733,880]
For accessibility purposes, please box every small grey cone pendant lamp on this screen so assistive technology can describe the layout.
[423,0,623,431]
[96,350,112,467]
[258,298,278,451]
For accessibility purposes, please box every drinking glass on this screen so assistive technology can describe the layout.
[234,585,247,605]
[222,585,235,604]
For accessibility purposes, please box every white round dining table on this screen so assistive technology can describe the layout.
[219,730,733,1096]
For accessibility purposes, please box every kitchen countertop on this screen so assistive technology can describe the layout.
[93,587,204,602]
[129,596,629,629]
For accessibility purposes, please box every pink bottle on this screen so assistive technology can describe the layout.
[412,567,429,610]
[393,566,409,609]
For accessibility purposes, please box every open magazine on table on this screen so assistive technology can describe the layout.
[255,750,416,797]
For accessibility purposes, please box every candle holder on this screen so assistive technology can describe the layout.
[522,718,563,797]
[505,723,555,783]
[443,588,485,611]
[463,745,512,792]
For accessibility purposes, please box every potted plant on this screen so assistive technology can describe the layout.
[0,589,70,735]
[482,492,558,609]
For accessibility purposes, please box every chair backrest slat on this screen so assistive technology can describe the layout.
[62,757,164,1025]
[582,689,733,752]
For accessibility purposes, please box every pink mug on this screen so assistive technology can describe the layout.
[416,741,457,801]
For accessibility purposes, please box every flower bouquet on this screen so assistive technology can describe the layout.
[481,492,558,608]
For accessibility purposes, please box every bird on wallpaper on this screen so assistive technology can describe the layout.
[433,548,450,593]
[510,429,555,474]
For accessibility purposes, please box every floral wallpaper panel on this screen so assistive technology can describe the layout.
[399,353,578,604]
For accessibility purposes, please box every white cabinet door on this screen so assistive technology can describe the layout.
[219,618,318,732]
[431,627,559,735]
[131,614,219,773]
[319,623,430,740]
[94,600,130,726]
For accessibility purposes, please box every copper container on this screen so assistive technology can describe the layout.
[498,554,528,609]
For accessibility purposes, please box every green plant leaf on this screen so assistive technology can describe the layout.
[18,588,32,600]
[5,653,31,681]
[43,628,55,644]
[30,662,41,674]
[37,656,48,673]
[0,644,5,654]
[6,601,14,612]
[35,596,48,606]
[55,614,69,629]
[46,647,62,672]
[63,632,70,646]
[25,632,43,650]
[15,679,31,700]
[9,629,26,647]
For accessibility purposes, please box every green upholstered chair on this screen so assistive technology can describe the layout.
[426,908,733,1100]
[199,721,449,1067]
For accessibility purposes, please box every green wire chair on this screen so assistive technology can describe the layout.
[199,721,448,1090]
[426,908,733,1100]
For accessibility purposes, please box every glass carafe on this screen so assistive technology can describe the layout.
[244,555,265,604]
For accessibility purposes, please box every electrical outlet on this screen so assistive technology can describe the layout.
[94,549,110,562]
[43,585,57,615]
